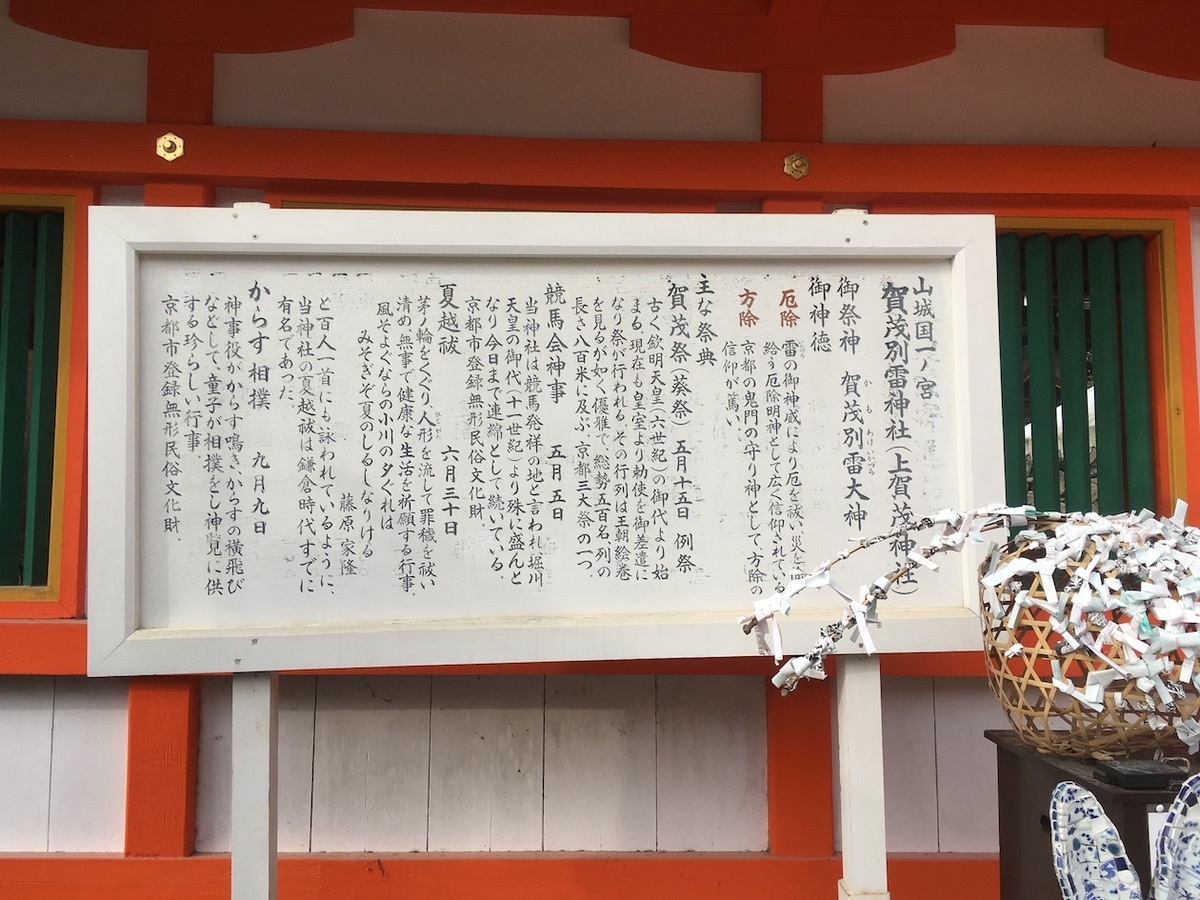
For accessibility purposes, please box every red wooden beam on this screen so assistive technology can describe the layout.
[630,7,953,74]
[14,0,1200,86]
[821,0,1200,28]
[8,0,772,55]
[8,121,1200,206]
[880,651,986,678]
[59,188,90,619]
[0,854,998,900]
[0,620,86,674]
[1106,25,1200,87]
[8,0,353,53]
[1166,211,1199,513]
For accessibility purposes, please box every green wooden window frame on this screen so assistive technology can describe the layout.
[997,231,1155,515]
[0,208,64,585]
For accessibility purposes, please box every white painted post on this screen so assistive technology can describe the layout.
[835,654,890,900]
[232,672,279,900]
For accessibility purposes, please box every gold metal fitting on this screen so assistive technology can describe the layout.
[156,132,184,162]
[782,153,810,180]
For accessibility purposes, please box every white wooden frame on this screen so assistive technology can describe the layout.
[88,207,1002,677]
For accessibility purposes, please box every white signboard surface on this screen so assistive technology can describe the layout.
[88,208,1002,675]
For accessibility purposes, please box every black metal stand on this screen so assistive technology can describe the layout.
[986,729,1194,900]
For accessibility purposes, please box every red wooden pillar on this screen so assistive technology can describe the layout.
[125,179,209,857]
[147,44,215,127]
[762,68,824,144]
[766,676,835,857]
[125,677,202,856]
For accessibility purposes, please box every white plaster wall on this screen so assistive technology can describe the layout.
[0,676,128,852]
[0,671,1012,854]
[192,672,1009,856]
[213,10,760,140]
[826,26,1200,148]
[196,673,769,853]
[833,675,1012,854]
[0,0,145,123]
[930,678,1014,852]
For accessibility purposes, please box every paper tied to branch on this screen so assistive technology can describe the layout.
[743,501,1200,754]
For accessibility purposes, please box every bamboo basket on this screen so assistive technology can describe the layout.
[980,519,1200,758]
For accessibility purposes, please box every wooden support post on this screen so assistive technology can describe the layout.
[124,676,201,856]
[231,672,278,900]
[761,67,823,143]
[767,677,834,857]
[835,654,889,900]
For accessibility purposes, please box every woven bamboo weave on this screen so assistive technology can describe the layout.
[981,523,1200,758]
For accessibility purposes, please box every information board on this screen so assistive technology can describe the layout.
[88,208,1002,675]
